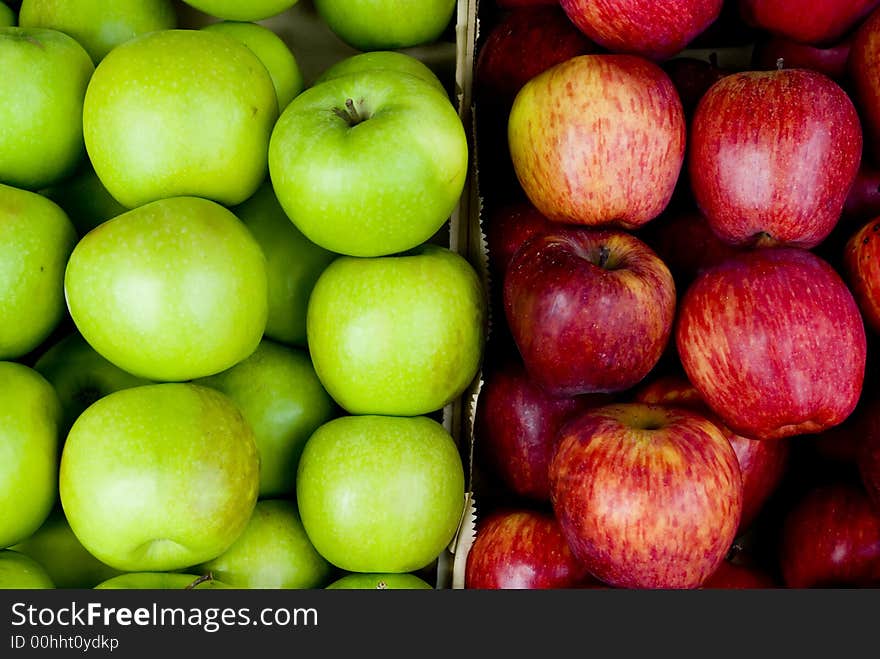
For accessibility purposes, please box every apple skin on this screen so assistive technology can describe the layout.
[179,0,299,22]
[0,183,77,360]
[83,28,278,209]
[64,196,268,382]
[689,68,862,249]
[195,339,338,498]
[59,383,260,572]
[751,34,852,82]
[507,54,686,230]
[503,227,676,397]
[0,362,62,549]
[201,20,304,110]
[843,165,880,225]
[0,27,94,191]
[326,573,433,589]
[306,244,486,417]
[11,507,122,588]
[701,560,777,588]
[40,164,127,237]
[475,5,597,101]
[296,414,466,574]
[95,573,228,589]
[18,0,177,63]
[475,354,610,502]
[843,217,880,334]
[0,550,55,589]
[464,508,591,589]
[313,0,455,50]
[33,332,152,434]
[779,482,880,587]
[269,69,467,258]
[233,181,336,348]
[676,247,867,441]
[739,0,880,45]
[0,3,14,27]
[484,198,557,283]
[549,403,743,589]
[633,374,791,535]
[315,50,447,95]
[196,500,334,589]
[560,0,722,61]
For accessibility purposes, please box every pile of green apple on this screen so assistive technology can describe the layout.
[0,0,484,590]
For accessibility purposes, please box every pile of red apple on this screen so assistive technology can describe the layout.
[465,0,880,589]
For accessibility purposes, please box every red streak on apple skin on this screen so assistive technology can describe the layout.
[464,509,591,589]
[780,482,880,588]
[507,54,685,230]
[504,228,676,396]
[633,374,790,534]
[740,0,880,46]
[676,247,867,441]
[689,69,862,249]
[549,403,742,589]
[559,0,722,61]
[844,217,880,333]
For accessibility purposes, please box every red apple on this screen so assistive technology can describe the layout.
[474,354,610,502]
[843,164,880,225]
[845,6,880,161]
[739,0,880,45]
[676,247,867,441]
[843,217,880,334]
[689,68,862,249]
[549,403,743,589]
[751,35,852,82]
[464,508,592,589]
[475,5,597,101]
[636,210,742,288]
[503,227,676,397]
[701,560,778,588]
[507,54,686,230]
[484,198,557,281]
[779,482,880,587]
[633,374,791,534]
[559,0,723,61]
[660,54,728,118]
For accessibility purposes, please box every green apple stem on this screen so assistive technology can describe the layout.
[185,573,215,590]
[333,98,366,126]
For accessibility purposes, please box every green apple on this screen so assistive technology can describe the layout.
[0,183,77,360]
[11,507,122,588]
[0,3,14,27]
[0,362,61,548]
[82,28,278,208]
[33,332,151,433]
[313,0,456,50]
[196,499,333,589]
[195,340,337,497]
[0,27,94,190]
[232,181,336,347]
[268,68,468,257]
[180,0,299,21]
[40,163,127,237]
[306,244,485,416]
[326,572,433,589]
[201,20,304,110]
[95,572,228,589]
[64,196,268,382]
[0,550,54,589]
[315,50,446,95]
[59,383,260,572]
[18,0,177,63]
[296,414,466,573]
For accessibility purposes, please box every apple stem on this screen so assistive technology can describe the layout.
[185,573,214,590]
[333,98,365,126]
[597,245,611,269]
[776,57,784,71]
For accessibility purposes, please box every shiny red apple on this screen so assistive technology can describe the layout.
[559,0,723,61]
[633,374,791,534]
[843,217,880,334]
[676,247,867,441]
[779,482,880,587]
[507,54,686,230]
[504,227,676,397]
[464,508,591,589]
[739,0,880,45]
[549,403,743,589]
[689,68,862,249]
[847,6,880,160]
